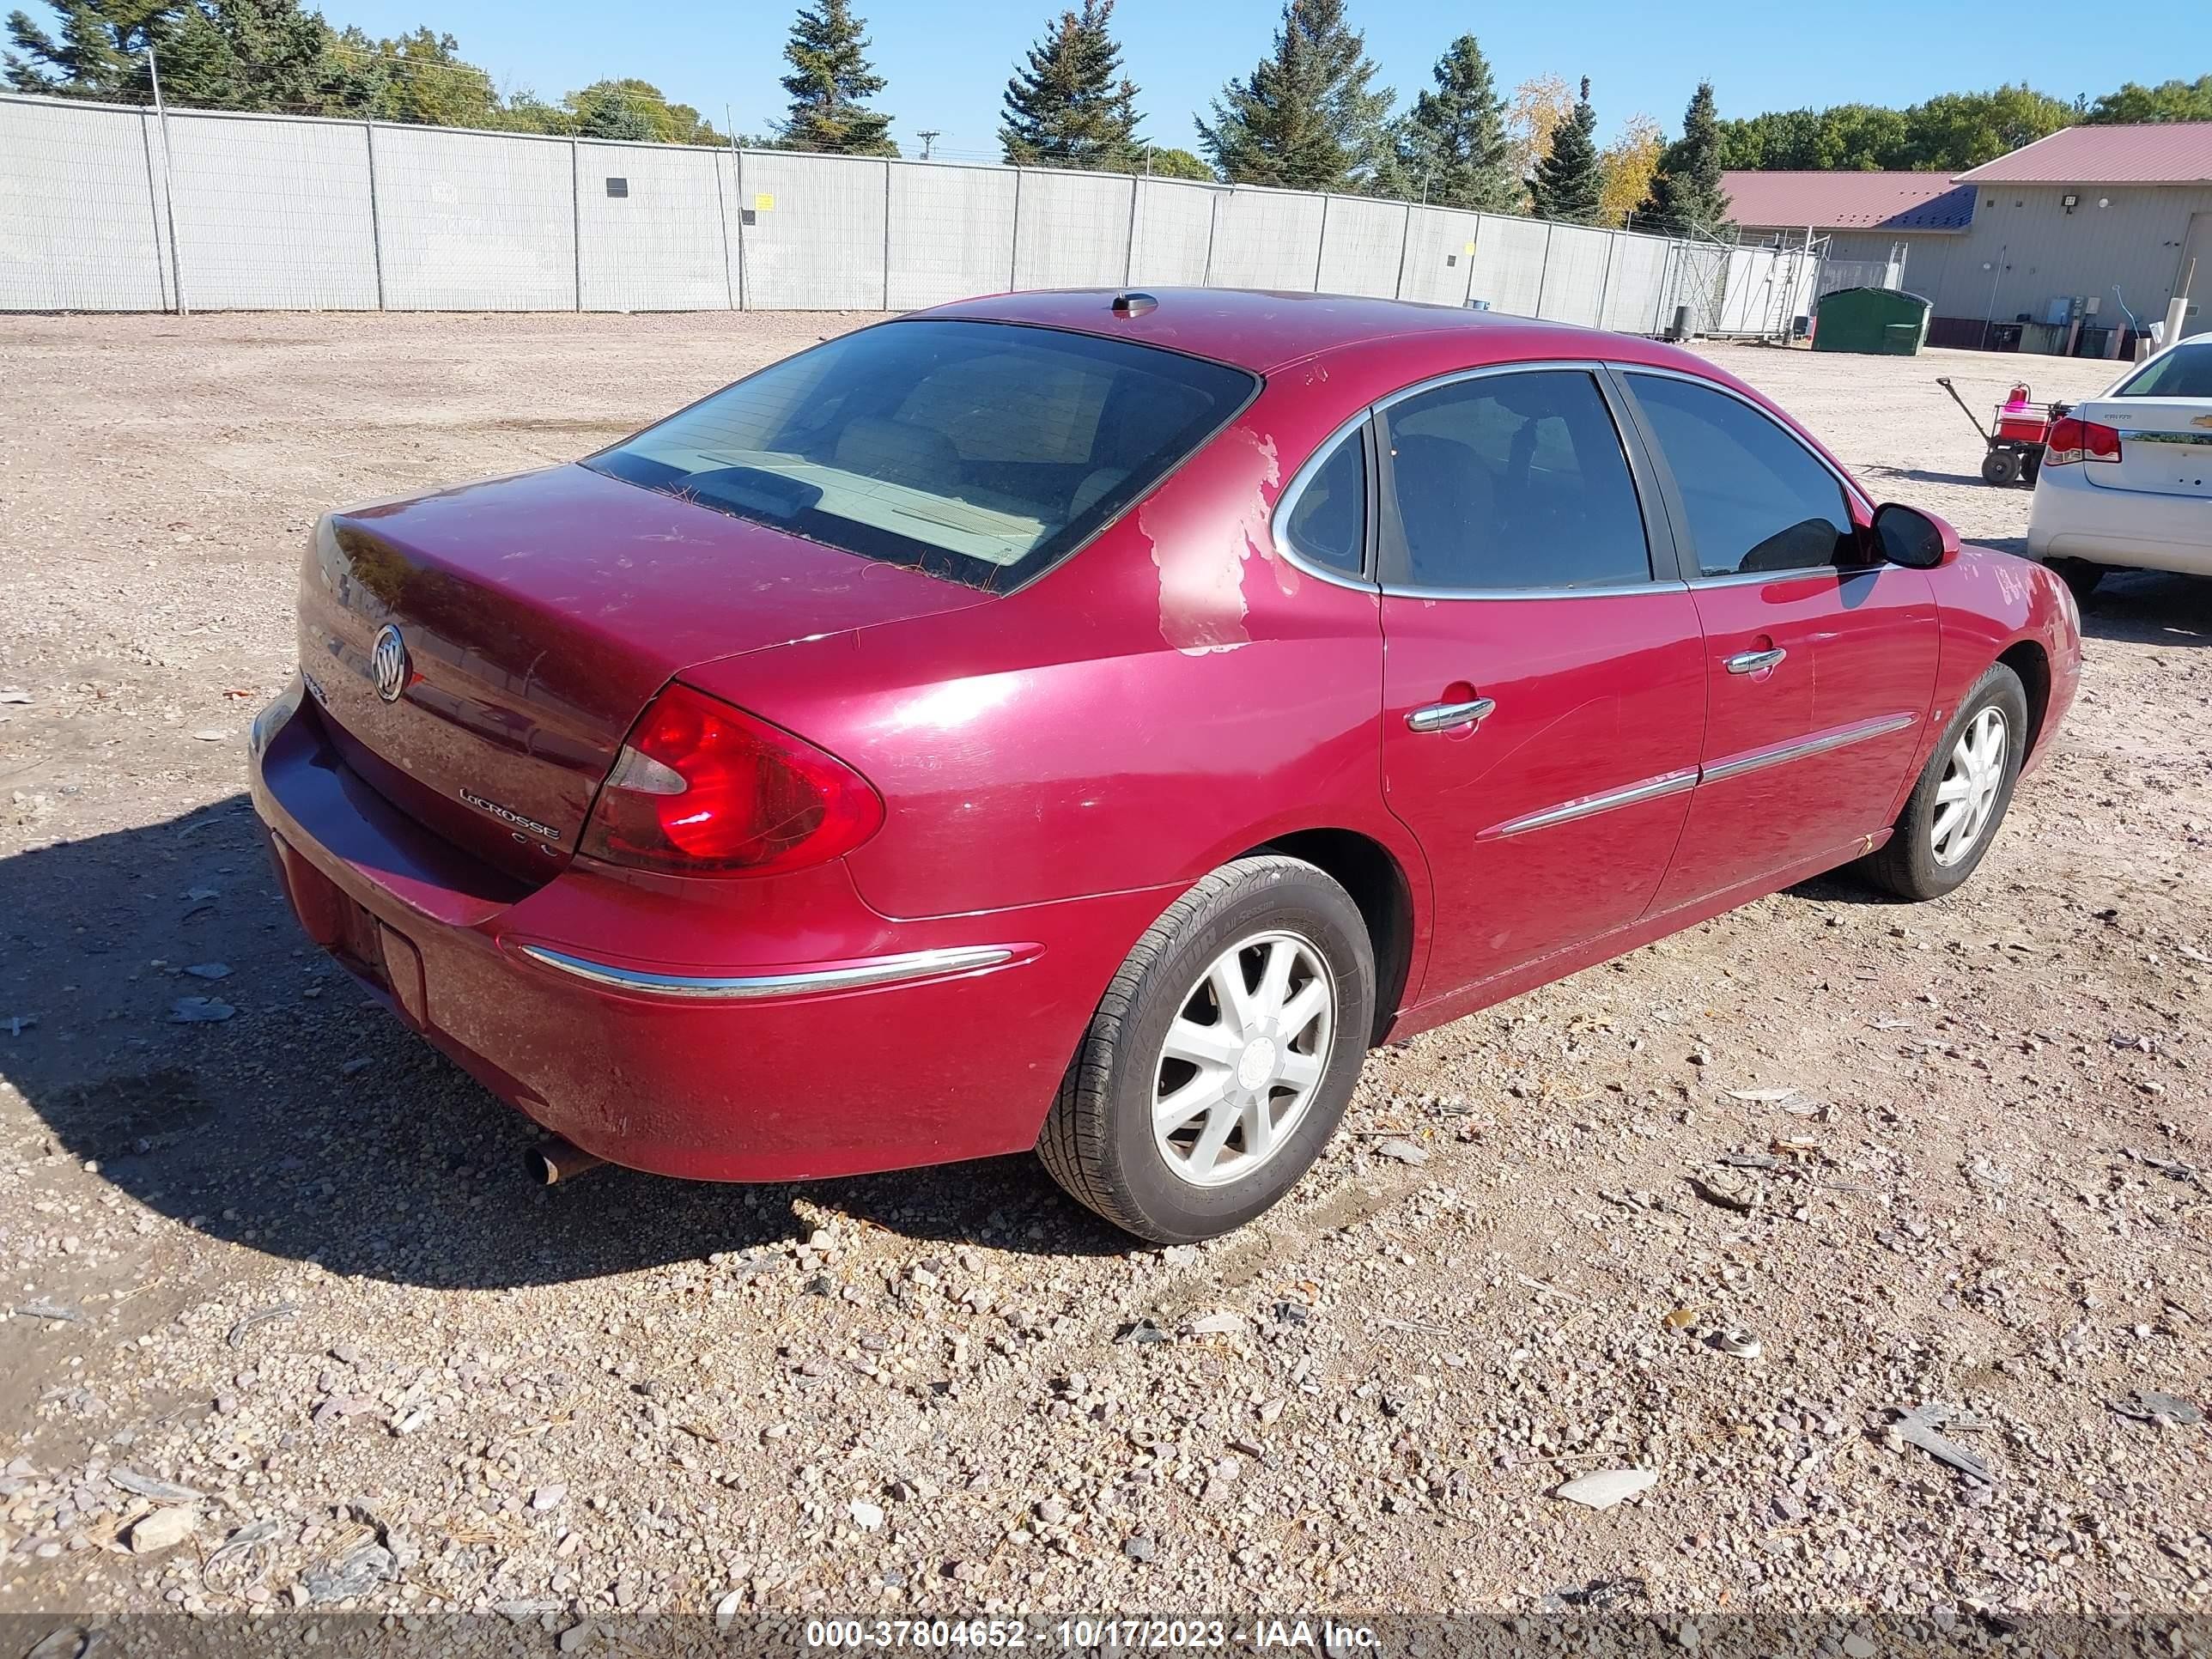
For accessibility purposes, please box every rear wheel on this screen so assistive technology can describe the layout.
[1036,855,1375,1243]
[2046,556,2104,602]
[1981,448,2021,485]
[1863,663,2029,902]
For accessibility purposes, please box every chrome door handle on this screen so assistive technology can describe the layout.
[1406,696,1496,733]
[1724,647,1788,676]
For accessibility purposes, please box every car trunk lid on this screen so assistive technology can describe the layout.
[298,463,985,883]
[2079,396,2212,497]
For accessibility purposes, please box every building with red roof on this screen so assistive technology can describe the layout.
[1723,123,2212,353]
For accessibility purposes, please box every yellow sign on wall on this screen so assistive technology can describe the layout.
[753,194,775,212]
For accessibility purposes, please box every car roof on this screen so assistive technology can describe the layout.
[918,286,1711,376]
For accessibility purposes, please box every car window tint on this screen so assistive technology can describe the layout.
[1379,369,1650,590]
[1627,374,1853,578]
[2118,341,2212,398]
[1280,429,1367,576]
[586,319,1256,591]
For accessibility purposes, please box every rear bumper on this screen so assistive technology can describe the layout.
[2027,466,2212,573]
[246,678,1158,1182]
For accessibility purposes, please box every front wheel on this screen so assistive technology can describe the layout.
[1862,663,2030,902]
[1036,855,1375,1243]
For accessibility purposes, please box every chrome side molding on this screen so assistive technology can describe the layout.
[1700,712,1919,786]
[1481,768,1698,840]
[516,944,1018,1000]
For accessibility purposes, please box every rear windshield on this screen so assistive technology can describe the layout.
[2118,341,2212,398]
[586,319,1259,590]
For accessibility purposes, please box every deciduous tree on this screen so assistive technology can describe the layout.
[1598,112,1662,228]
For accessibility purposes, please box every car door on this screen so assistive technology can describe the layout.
[1365,364,1707,1007]
[1616,369,1940,913]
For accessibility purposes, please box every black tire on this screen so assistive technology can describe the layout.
[1036,855,1376,1243]
[1863,663,2030,902]
[1981,449,2021,486]
[2046,556,2104,603]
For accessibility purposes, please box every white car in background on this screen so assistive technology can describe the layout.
[2028,333,2212,600]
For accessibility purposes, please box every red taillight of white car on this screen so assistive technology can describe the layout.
[580,683,884,877]
[2045,416,2123,466]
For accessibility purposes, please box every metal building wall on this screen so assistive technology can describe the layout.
[575,139,730,312]
[1396,207,1480,307]
[1127,179,1218,286]
[886,162,1015,308]
[737,150,889,310]
[1315,196,1407,299]
[1206,187,1326,290]
[0,99,171,310]
[1936,183,2212,331]
[1014,168,1133,289]
[374,125,575,311]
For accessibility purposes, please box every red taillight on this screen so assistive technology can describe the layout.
[579,683,883,877]
[2045,416,2122,466]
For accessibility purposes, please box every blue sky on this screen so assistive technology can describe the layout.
[71,0,2188,155]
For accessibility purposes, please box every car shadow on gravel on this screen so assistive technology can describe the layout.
[2075,568,2212,646]
[0,797,1133,1289]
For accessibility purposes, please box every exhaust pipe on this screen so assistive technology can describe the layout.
[528,1137,605,1186]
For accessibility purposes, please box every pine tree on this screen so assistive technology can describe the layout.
[1396,33,1513,211]
[778,0,896,155]
[1642,80,1732,236]
[5,0,149,99]
[1529,75,1601,223]
[1000,0,1139,169]
[1195,0,1392,193]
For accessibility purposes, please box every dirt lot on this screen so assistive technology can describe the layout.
[1,313,2208,1638]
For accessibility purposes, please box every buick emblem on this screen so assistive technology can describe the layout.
[369,623,409,704]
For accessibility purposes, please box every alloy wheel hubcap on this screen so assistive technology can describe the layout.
[1930,706,2008,867]
[1152,930,1335,1189]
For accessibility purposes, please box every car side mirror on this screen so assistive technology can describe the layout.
[1871,502,1959,569]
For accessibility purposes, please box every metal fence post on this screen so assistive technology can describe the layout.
[1123,173,1139,286]
[1595,229,1615,331]
[1392,204,1412,301]
[146,46,185,314]
[1009,167,1022,292]
[1534,221,1554,319]
[712,148,735,311]
[133,110,170,310]
[362,121,386,311]
[882,157,893,309]
[569,137,583,311]
[1202,188,1221,287]
[1313,194,1329,291]
[733,146,749,310]
[1462,216,1480,308]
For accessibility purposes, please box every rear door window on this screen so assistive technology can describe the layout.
[1626,373,1855,577]
[1377,368,1651,590]
[588,319,1258,590]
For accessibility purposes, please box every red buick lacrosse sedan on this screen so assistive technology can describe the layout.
[249,289,2081,1242]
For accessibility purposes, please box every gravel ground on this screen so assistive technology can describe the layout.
[1,312,2208,1637]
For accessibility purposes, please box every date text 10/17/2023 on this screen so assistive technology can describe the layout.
[800,1618,1382,1651]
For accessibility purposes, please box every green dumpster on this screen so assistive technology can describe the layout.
[1814,287,1932,356]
